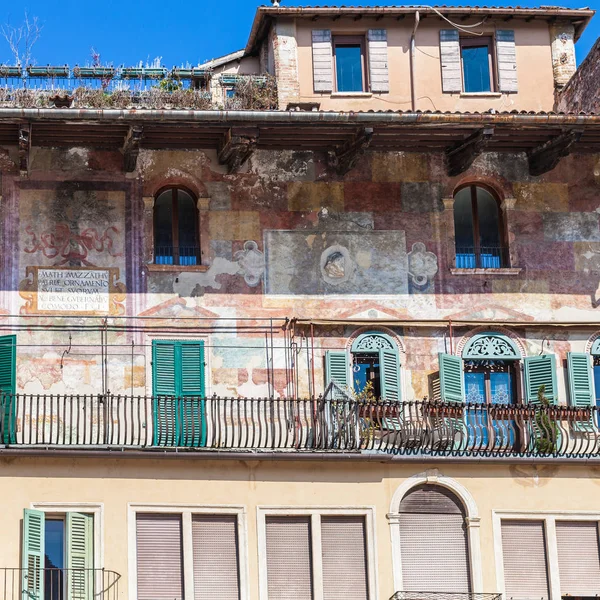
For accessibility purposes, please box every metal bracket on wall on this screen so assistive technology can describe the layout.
[328,126,374,176]
[446,126,494,176]
[528,127,583,176]
[218,127,258,173]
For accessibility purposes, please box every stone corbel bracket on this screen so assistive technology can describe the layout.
[528,127,583,176]
[446,127,494,177]
[218,127,258,173]
[328,127,374,176]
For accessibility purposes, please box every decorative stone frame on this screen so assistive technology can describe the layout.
[585,332,600,355]
[442,181,521,275]
[387,470,483,594]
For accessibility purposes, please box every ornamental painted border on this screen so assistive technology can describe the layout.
[19,266,126,316]
[462,332,522,360]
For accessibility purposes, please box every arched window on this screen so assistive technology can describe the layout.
[154,187,200,266]
[398,484,471,593]
[454,184,505,269]
[325,331,401,401]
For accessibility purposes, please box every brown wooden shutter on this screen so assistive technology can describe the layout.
[312,30,333,93]
[440,29,461,93]
[136,514,184,600]
[367,30,389,93]
[321,516,368,600]
[398,486,471,593]
[266,516,313,600]
[556,521,600,596]
[496,30,518,93]
[192,515,240,600]
[501,520,549,599]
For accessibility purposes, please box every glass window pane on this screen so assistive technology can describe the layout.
[177,190,198,266]
[335,45,364,92]
[45,519,65,569]
[476,187,501,267]
[594,365,600,407]
[155,190,174,265]
[454,188,475,268]
[462,45,491,93]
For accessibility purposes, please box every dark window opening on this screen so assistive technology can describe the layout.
[45,518,65,600]
[461,38,494,93]
[334,36,366,93]
[154,188,200,266]
[454,185,506,269]
[352,353,381,399]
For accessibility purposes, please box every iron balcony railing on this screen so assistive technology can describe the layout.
[390,593,503,600]
[1,394,600,458]
[0,567,120,600]
[455,246,507,269]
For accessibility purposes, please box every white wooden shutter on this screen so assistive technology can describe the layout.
[312,30,333,93]
[321,516,368,600]
[136,514,184,600]
[556,521,600,596]
[398,486,471,593]
[440,29,461,93]
[367,29,389,93]
[496,30,518,93]
[266,516,313,600]
[192,515,240,600]
[501,520,549,599]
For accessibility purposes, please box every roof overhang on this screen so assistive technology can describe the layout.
[245,5,595,53]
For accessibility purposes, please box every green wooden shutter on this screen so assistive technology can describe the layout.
[0,335,16,444]
[379,348,401,402]
[22,508,45,600]
[325,351,349,399]
[439,353,464,403]
[179,342,206,447]
[152,341,178,446]
[524,355,558,405]
[567,352,595,432]
[66,513,94,600]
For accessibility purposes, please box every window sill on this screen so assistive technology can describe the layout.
[330,92,372,98]
[147,264,210,273]
[450,267,522,276]
[459,92,502,98]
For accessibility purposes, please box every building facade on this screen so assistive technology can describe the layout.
[0,4,599,600]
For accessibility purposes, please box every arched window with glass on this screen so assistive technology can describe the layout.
[454,184,506,269]
[154,187,200,266]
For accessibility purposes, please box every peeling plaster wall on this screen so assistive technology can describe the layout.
[2,145,600,400]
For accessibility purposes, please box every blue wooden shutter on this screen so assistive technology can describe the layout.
[312,30,333,93]
[152,341,178,446]
[22,508,45,600]
[0,335,16,444]
[66,512,94,600]
[440,30,461,93]
[325,351,349,399]
[179,342,206,447]
[379,348,401,402]
[439,352,464,403]
[524,355,557,405]
[496,30,518,93]
[367,29,389,93]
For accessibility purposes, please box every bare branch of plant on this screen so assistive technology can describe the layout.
[1,12,43,67]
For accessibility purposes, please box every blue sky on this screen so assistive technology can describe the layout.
[0,0,597,68]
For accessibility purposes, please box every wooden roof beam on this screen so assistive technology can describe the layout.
[446,127,494,176]
[328,127,373,176]
[18,123,31,177]
[123,125,143,173]
[528,128,583,176]
[218,127,258,173]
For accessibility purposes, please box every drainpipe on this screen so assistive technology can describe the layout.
[410,10,421,112]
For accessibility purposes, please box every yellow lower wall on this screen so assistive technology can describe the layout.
[2,456,599,600]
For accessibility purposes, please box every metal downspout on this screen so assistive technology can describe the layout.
[410,10,421,112]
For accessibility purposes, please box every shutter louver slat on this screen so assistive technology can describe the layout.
[22,509,45,600]
[66,512,94,600]
[440,29,461,93]
[136,514,184,600]
[496,30,518,93]
[367,29,389,93]
[312,30,333,93]
[379,348,401,402]
[321,516,368,600]
[192,515,240,600]
[556,521,600,596]
[266,516,313,600]
[325,351,349,399]
[501,520,549,599]
[524,355,558,405]
[439,353,464,403]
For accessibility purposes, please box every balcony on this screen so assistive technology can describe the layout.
[1,394,599,459]
[390,594,502,600]
[0,568,120,600]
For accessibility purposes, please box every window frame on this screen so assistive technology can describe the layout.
[460,36,496,94]
[153,186,201,267]
[333,35,368,93]
[128,503,249,600]
[493,510,600,600]
[453,183,508,269]
[257,506,378,600]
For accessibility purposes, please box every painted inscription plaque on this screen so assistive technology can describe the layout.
[19,267,126,315]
